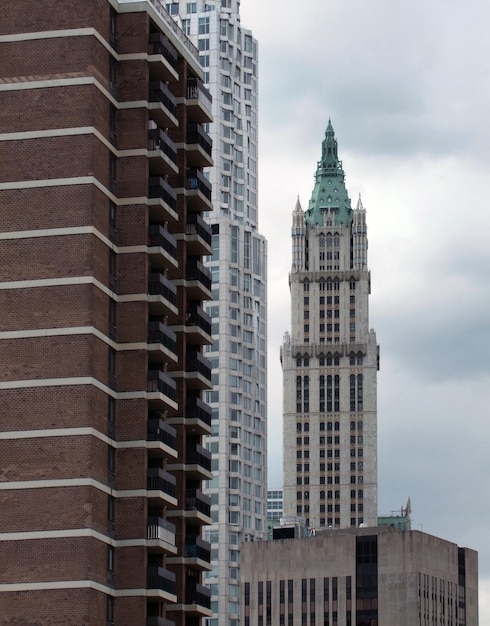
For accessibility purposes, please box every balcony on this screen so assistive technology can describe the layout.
[147,468,177,507]
[147,368,177,411]
[186,123,212,168]
[185,77,212,123]
[168,395,212,435]
[148,224,177,270]
[146,618,175,626]
[185,303,212,344]
[184,535,211,562]
[148,320,177,362]
[147,516,176,548]
[148,414,177,450]
[148,272,177,316]
[148,80,178,128]
[148,128,178,175]
[147,566,176,597]
[186,169,212,212]
[185,442,212,479]
[185,579,212,612]
[186,213,212,256]
[148,32,178,81]
[186,258,212,300]
[186,349,212,389]
[186,489,211,518]
[148,176,178,222]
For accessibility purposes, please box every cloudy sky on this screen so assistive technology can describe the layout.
[239,0,490,619]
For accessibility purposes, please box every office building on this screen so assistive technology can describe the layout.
[281,122,379,529]
[168,3,268,625]
[0,1,214,624]
[241,526,479,625]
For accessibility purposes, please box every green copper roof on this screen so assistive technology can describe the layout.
[304,121,352,227]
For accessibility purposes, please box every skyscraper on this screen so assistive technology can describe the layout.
[281,122,379,529]
[0,1,213,624]
[168,3,268,625]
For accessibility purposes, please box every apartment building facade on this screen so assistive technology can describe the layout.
[281,122,379,530]
[167,3,268,625]
[0,1,214,624]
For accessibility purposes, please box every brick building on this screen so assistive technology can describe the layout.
[0,1,213,624]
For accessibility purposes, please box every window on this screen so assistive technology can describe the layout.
[199,16,210,33]
[187,2,197,12]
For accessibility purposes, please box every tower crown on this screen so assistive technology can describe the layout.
[305,121,352,227]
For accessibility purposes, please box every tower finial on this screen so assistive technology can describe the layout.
[356,193,364,211]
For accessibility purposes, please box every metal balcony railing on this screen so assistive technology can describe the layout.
[147,368,177,400]
[186,169,212,201]
[147,566,176,595]
[148,320,177,353]
[148,32,178,68]
[186,77,212,112]
[187,123,212,157]
[186,213,212,246]
[186,443,212,472]
[149,224,177,258]
[147,415,176,449]
[184,535,211,561]
[186,304,212,336]
[147,468,176,498]
[148,272,177,307]
[186,350,212,381]
[185,580,211,608]
[186,259,212,291]
[148,176,177,211]
[185,489,211,517]
[148,128,177,164]
[149,80,177,117]
[186,396,212,426]
[147,516,176,544]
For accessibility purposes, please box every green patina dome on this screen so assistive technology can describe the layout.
[304,120,352,227]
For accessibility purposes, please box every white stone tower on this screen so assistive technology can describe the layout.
[281,122,379,530]
[168,2,267,625]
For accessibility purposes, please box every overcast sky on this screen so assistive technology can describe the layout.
[239,0,490,619]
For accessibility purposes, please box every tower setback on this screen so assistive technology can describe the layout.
[281,122,379,529]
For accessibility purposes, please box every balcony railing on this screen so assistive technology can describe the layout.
[148,32,178,68]
[185,489,211,517]
[184,535,211,561]
[147,566,176,595]
[148,415,176,449]
[186,396,212,426]
[187,169,212,201]
[149,176,177,211]
[149,80,177,117]
[146,617,175,626]
[185,580,211,608]
[148,128,177,164]
[186,350,212,381]
[147,468,176,498]
[187,123,212,157]
[146,0,198,60]
[148,320,177,353]
[147,516,176,545]
[187,77,212,112]
[186,213,212,246]
[186,443,212,472]
[186,259,212,291]
[147,368,177,401]
[186,304,211,336]
[149,224,177,258]
[148,272,177,307]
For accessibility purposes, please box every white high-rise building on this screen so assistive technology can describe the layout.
[281,122,378,530]
[168,2,267,625]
